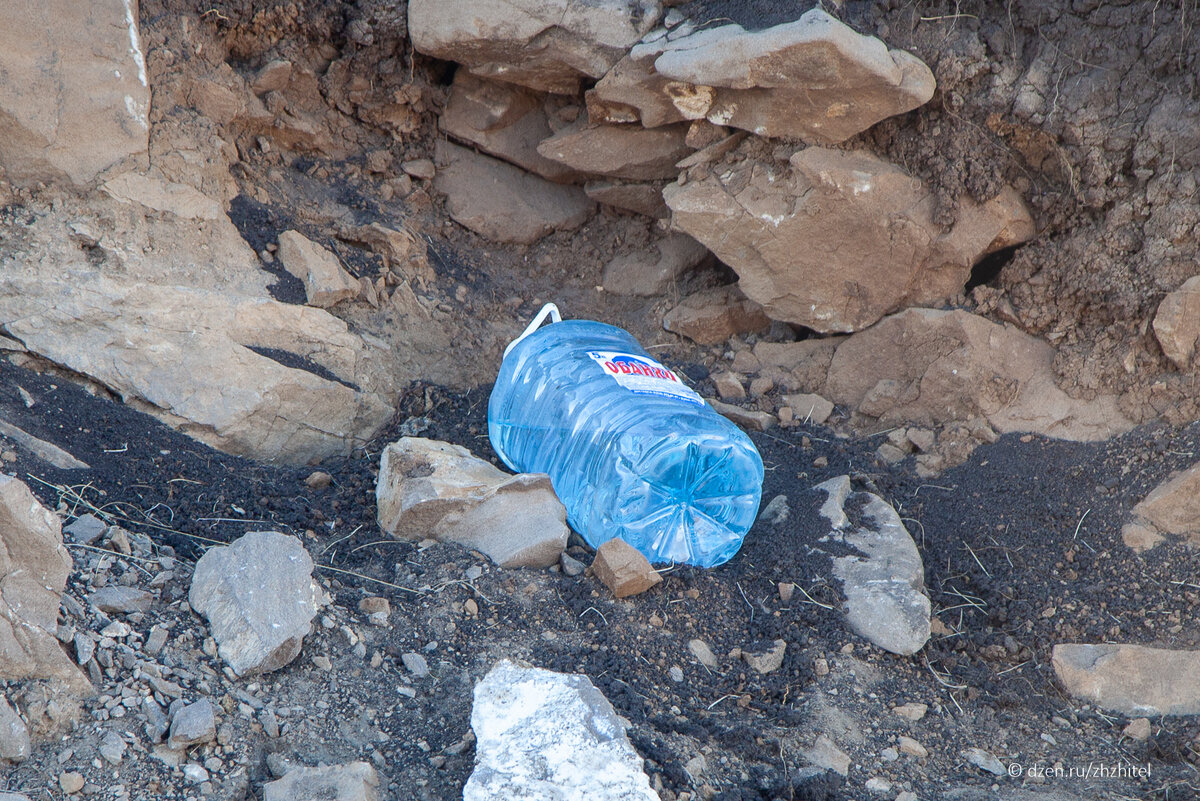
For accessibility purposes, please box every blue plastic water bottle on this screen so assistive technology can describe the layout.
[488,304,764,567]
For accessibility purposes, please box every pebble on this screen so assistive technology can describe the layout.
[167,699,216,751]
[898,736,927,758]
[802,735,850,777]
[560,552,585,577]
[183,764,209,784]
[402,652,430,678]
[98,731,126,764]
[304,470,333,490]
[777,582,794,602]
[312,655,333,671]
[896,793,918,801]
[668,666,684,683]
[742,639,786,674]
[892,702,927,721]
[59,772,85,794]
[881,747,899,761]
[962,747,1006,776]
[1124,717,1152,741]
[687,639,719,669]
[864,777,891,794]
[812,657,829,676]
[144,625,169,656]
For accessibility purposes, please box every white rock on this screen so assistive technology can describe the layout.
[189,532,322,677]
[277,231,360,308]
[376,437,568,568]
[814,477,931,655]
[464,660,657,801]
[962,747,1006,776]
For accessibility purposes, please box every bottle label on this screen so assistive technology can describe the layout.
[586,351,705,405]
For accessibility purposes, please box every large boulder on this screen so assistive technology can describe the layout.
[1122,462,1200,552]
[1053,644,1200,716]
[464,661,658,801]
[376,437,569,568]
[0,476,89,693]
[589,10,934,142]
[665,147,1035,332]
[0,0,149,186]
[409,0,662,95]
[824,309,1132,441]
[434,141,595,244]
[189,532,323,677]
[1153,275,1200,370]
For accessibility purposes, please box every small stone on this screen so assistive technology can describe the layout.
[896,793,918,801]
[802,734,850,777]
[402,159,436,180]
[892,702,927,721]
[260,709,281,739]
[183,763,209,784]
[263,762,380,801]
[464,598,479,616]
[759,494,790,526]
[864,777,891,794]
[1124,717,1152,742]
[778,582,794,603]
[962,747,1006,776]
[743,639,786,674]
[688,639,719,669]
[60,773,85,794]
[748,375,773,397]
[88,586,154,614]
[167,699,216,751]
[592,539,662,598]
[707,398,777,431]
[312,655,333,671]
[0,696,31,763]
[668,666,684,683]
[144,625,169,656]
[784,393,834,425]
[875,443,907,464]
[358,597,390,618]
[276,231,360,308]
[880,747,899,761]
[106,526,131,555]
[898,736,927,758]
[713,372,745,400]
[560,551,585,577]
[402,653,430,678]
[99,731,126,764]
[812,657,829,677]
[65,513,107,544]
[304,471,333,490]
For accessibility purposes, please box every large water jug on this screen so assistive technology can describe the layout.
[488,304,763,567]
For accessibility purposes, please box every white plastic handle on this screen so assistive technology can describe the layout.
[503,302,562,359]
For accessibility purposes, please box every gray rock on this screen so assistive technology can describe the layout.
[401,652,430,678]
[962,747,1006,776]
[0,793,33,801]
[88,586,154,614]
[743,640,786,674]
[0,695,30,763]
[464,660,657,801]
[688,639,719,669]
[168,699,216,751]
[189,531,322,677]
[0,476,90,692]
[98,730,126,764]
[74,633,95,666]
[1052,643,1200,716]
[560,551,585,577]
[376,437,569,568]
[802,734,850,777]
[64,513,107,544]
[143,697,169,742]
[814,477,931,655]
[263,762,379,801]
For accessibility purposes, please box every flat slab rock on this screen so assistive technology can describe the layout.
[1122,461,1200,552]
[813,476,930,655]
[375,437,568,568]
[263,762,380,801]
[188,531,323,677]
[1052,644,1200,716]
[464,660,657,801]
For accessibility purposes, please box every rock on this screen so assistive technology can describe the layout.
[0,276,392,464]
[825,309,1133,441]
[59,772,85,794]
[0,696,30,763]
[1122,462,1200,552]
[560,551,585,577]
[376,437,568,568]
[439,73,579,182]
[183,764,209,783]
[434,141,594,244]
[276,231,360,308]
[357,597,390,626]
[1124,718,1152,742]
[663,284,771,344]
[1052,644,1200,716]
[464,660,658,800]
[252,59,293,94]
[189,532,322,677]
[409,0,662,95]
[401,159,436,180]
[167,699,216,751]
[962,747,1006,776]
[64,513,107,545]
[88,586,154,615]
[865,777,892,794]
[785,393,834,425]
[98,730,127,764]
[713,372,746,400]
[401,653,430,678]
[743,639,786,674]
[584,180,670,218]
[707,399,777,431]
[1153,275,1200,369]
[338,223,435,288]
[814,476,931,655]
[537,123,692,180]
[0,417,89,470]
[304,471,333,490]
[688,639,719,669]
[802,734,850,776]
[898,736,927,758]
[760,495,789,525]
[0,476,89,691]
[603,233,708,296]
[263,762,380,801]
[592,538,663,596]
[101,172,224,221]
[0,0,148,186]
[892,702,927,721]
[591,10,933,142]
[665,148,1034,332]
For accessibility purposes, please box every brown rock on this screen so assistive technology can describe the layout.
[602,233,708,296]
[434,142,594,245]
[713,372,746,400]
[824,308,1132,441]
[590,10,933,142]
[707,399,777,431]
[537,123,692,181]
[0,0,149,186]
[1153,275,1200,369]
[251,60,293,95]
[277,231,360,308]
[376,437,568,568]
[338,223,435,288]
[752,339,842,394]
[665,148,1035,332]
[1122,462,1200,552]
[662,285,770,345]
[440,73,579,182]
[1053,644,1200,716]
[0,477,89,693]
[408,0,661,95]
[784,393,833,425]
[584,180,670,218]
[592,539,663,597]
[742,640,786,674]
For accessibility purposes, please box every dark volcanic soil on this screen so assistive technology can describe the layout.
[4,352,1199,800]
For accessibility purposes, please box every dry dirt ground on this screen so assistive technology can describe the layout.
[5,1,1200,800]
